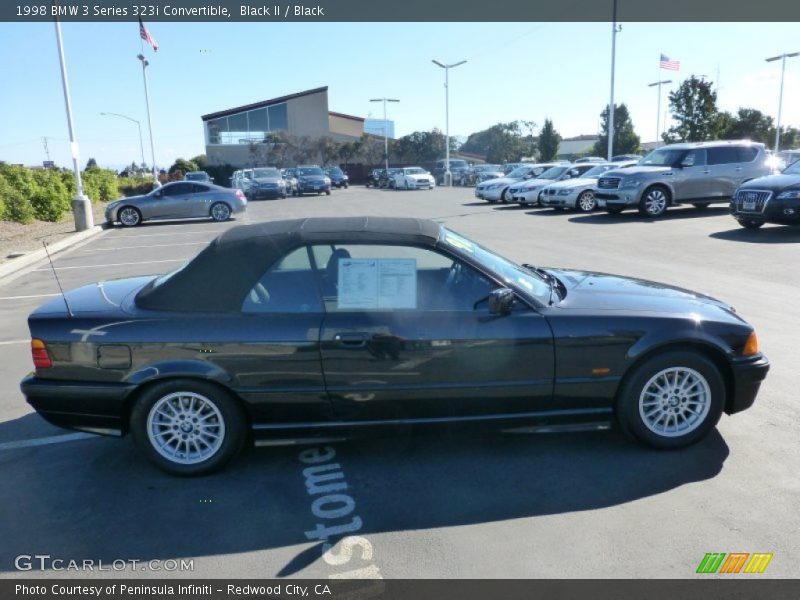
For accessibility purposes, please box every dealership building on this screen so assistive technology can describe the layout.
[201,86,364,167]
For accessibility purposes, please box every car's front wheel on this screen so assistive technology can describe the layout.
[210,202,231,222]
[616,350,724,449]
[118,206,142,227]
[576,190,596,213]
[130,379,247,476]
[638,186,670,217]
[738,219,764,230]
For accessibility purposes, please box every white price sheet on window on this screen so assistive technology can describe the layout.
[337,258,417,310]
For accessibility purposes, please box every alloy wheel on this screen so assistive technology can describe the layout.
[211,203,231,221]
[146,392,226,465]
[638,367,711,437]
[577,191,596,212]
[119,207,140,227]
[643,189,668,216]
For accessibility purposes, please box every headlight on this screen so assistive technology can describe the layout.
[488,183,503,189]
[619,179,642,189]
[776,190,800,200]
[558,189,572,196]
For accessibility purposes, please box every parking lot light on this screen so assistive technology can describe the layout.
[647,79,672,144]
[432,59,466,186]
[369,98,399,174]
[100,112,146,170]
[765,51,800,153]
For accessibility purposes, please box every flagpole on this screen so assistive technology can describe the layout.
[138,53,159,187]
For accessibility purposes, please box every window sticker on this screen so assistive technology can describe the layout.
[338,259,417,310]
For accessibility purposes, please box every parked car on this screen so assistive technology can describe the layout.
[775,149,800,169]
[574,157,606,164]
[20,217,768,475]
[595,141,772,217]
[509,163,596,206]
[730,158,800,229]
[294,165,331,196]
[365,168,382,188]
[612,154,643,162]
[104,181,246,227]
[325,166,350,188]
[184,171,214,184]
[247,167,287,200]
[539,162,637,212]
[378,168,403,189]
[394,167,436,190]
[281,168,297,194]
[475,163,564,203]
[467,164,505,186]
[432,159,470,185]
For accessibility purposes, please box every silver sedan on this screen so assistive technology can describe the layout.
[105,181,247,227]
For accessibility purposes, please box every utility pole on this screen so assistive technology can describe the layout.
[369,98,399,173]
[432,59,467,186]
[648,79,672,144]
[607,0,620,161]
[765,51,800,152]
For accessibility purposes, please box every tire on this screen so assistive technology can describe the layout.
[130,379,247,476]
[615,350,725,449]
[344,183,349,189]
[210,202,231,222]
[606,206,624,214]
[638,186,670,217]
[325,190,331,196]
[738,219,764,230]
[692,203,710,210]
[576,190,596,213]
[118,206,142,227]
[500,189,508,204]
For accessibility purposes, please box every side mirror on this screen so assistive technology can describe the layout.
[488,288,515,315]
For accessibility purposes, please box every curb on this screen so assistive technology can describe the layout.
[0,225,105,282]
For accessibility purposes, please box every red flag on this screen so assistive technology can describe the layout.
[139,18,158,52]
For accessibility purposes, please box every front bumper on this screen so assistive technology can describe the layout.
[727,354,770,414]
[731,199,800,225]
[475,187,505,201]
[249,187,285,199]
[512,190,542,205]
[20,374,137,436]
[595,189,642,208]
[540,193,577,208]
[297,183,331,193]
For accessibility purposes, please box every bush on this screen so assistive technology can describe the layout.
[82,167,118,202]
[0,173,35,224]
[118,176,154,197]
[30,169,71,221]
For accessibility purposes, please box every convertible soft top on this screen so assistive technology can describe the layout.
[135,217,442,312]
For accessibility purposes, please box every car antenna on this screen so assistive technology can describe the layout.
[42,241,73,318]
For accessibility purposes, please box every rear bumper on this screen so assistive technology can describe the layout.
[727,354,770,415]
[20,375,136,436]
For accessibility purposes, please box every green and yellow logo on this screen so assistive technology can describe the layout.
[696,552,773,574]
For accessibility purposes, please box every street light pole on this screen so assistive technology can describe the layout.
[766,51,799,153]
[369,97,399,173]
[647,79,672,144]
[100,112,145,170]
[607,0,620,161]
[137,53,160,186]
[432,59,466,186]
[53,19,93,231]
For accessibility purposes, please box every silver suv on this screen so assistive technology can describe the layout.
[595,141,771,217]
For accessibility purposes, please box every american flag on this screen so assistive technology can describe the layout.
[139,18,158,52]
[660,54,680,71]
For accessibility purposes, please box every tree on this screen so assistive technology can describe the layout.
[593,103,640,156]
[716,108,773,143]
[85,158,98,170]
[338,140,362,167]
[460,121,537,163]
[190,154,208,170]
[537,119,561,161]
[289,136,316,165]
[169,158,199,175]
[263,132,291,167]
[663,76,719,143]
[316,137,341,166]
[392,129,447,164]
[359,134,385,167]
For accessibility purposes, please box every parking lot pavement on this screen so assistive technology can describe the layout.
[0,185,798,578]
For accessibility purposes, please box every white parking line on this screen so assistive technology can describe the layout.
[32,258,186,271]
[0,293,60,301]
[80,241,209,253]
[0,339,29,345]
[108,230,223,238]
[0,432,95,451]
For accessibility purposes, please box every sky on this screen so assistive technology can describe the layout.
[1,21,799,170]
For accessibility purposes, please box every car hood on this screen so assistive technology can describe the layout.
[545,177,598,190]
[547,268,743,322]
[605,165,671,177]
[108,194,147,207]
[738,173,800,191]
[30,276,156,317]
[481,176,520,186]
[252,177,283,184]
[406,173,432,179]
[518,178,556,189]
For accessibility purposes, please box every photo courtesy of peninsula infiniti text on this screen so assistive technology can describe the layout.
[20,217,769,475]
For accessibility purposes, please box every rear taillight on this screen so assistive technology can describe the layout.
[31,339,52,369]
[235,190,245,199]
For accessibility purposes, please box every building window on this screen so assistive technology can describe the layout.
[206,102,289,145]
[268,103,288,132]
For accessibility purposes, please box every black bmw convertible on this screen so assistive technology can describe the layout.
[21,217,769,475]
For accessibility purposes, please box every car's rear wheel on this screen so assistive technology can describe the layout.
[130,380,247,476]
[638,186,670,217]
[210,202,231,222]
[118,206,142,227]
[325,190,331,196]
[500,189,508,203]
[576,190,596,213]
[738,219,764,230]
[616,350,724,449]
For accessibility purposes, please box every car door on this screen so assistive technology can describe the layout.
[313,243,555,421]
[706,146,740,199]
[673,148,709,201]
[187,183,214,217]
[153,182,193,218]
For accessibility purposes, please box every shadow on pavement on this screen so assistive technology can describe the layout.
[568,206,730,224]
[0,412,729,576]
[710,226,800,244]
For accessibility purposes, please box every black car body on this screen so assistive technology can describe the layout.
[730,160,800,229]
[365,169,382,188]
[378,168,401,189]
[21,217,768,475]
[246,167,287,200]
[326,167,349,188]
[294,166,331,196]
[433,159,470,185]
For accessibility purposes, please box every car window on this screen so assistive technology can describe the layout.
[736,146,759,163]
[192,184,210,193]
[707,147,739,165]
[242,247,322,314]
[161,183,192,196]
[681,149,707,167]
[312,244,494,312]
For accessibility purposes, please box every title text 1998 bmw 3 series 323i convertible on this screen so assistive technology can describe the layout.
[21,218,769,475]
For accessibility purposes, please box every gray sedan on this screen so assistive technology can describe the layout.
[105,181,247,227]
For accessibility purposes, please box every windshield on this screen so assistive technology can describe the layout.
[581,164,613,178]
[507,166,533,178]
[640,148,685,166]
[327,167,343,175]
[405,168,425,174]
[538,166,569,179]
[440,228,551,303]
[784,160,800,175]
[475,165,501,171]
[252,168,280,178]
[185,172,206,180]
[297,167,324,176]
[448,160,468,169]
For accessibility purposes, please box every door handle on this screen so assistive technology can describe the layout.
[702,170,710,174]
[735,167,743,172]
[333,332,369,347]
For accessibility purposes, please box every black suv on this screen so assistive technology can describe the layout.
[731,159,800,229]
[432,159,470,185]
[365,169,382,188]
[294,165,331,196]
[325,166,349,188]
